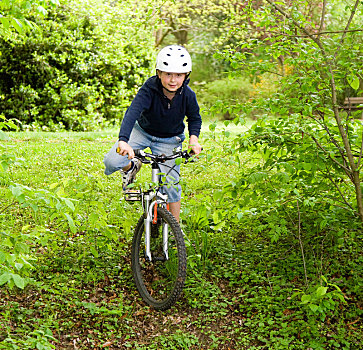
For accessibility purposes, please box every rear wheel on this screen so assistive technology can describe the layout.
[131,206,187,310]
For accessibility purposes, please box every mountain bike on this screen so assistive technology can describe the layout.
[122,147,194,310]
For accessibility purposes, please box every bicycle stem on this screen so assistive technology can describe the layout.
[151,163,159,183]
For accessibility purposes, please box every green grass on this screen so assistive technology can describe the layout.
[0,123,362,349]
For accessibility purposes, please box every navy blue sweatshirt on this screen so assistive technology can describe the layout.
[118,75,202,142]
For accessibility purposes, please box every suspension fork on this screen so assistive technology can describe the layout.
[144,163,169,261]
[144,198,169,262]
[143,193,152,261]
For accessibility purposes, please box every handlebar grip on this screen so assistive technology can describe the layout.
[187,146,203,157]
[116,147,143,158]
[134,149,143,157]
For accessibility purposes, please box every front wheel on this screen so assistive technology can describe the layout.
[131,206,187,310]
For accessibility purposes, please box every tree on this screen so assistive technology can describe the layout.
[152,0,247,48]
[215,0,363,224]
[267,0,363,220]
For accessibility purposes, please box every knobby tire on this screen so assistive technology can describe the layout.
[131,206,187,310]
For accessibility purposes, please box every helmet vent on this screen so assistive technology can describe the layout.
[182,63,187,66]
[163,62,169,66]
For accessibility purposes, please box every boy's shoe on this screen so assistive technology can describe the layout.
[122,159,142,191]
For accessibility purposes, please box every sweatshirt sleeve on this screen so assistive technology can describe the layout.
[118,84,152,142]
[186,89,202,138]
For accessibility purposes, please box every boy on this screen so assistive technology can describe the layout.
[103,45,202,222]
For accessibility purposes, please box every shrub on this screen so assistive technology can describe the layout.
[0,0,155,131]
[195,72,279,120]
[195,76,254,120]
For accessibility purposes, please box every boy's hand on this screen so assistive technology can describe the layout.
[117,141,134,159]
[188,135,202,155]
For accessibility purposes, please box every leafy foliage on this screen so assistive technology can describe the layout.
[0,1,362,349]
[0,128,361,349]
[196,76,254,120]
[0,0,59,38]
[0,0,155,131]
[153,0,244,46]
[213,0,363,221]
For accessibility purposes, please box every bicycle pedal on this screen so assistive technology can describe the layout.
[124,189,141,201]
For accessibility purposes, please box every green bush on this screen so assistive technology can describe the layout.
[0,0,155,131]
[189,52,228,83]
[194,73,279,121]
[208,77,251,103]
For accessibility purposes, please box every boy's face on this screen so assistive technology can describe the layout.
[158,71,186,92]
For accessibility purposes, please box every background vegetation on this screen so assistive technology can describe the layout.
[0,0,362,349]
[0,0,155,131]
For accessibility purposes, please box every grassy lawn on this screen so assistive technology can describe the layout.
[0,123,361,349]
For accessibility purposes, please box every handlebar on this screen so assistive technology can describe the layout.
[133,148,194,164]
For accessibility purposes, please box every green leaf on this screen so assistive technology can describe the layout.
[248,171,267,183]
[308,304,319,313]
[212,211,220,224]
[6,253,16,264]
[0,250,6,263]
[212,190,223,202]
[320,220,328,229]
[0,272,10,286]
[29,203,38,212]
[301,294,311,304]
[11,185,23,197]
[11,18,24,34]
[15,242,29,254]
[0,17,10,31]
[64,213,77,233]
[209,122,217,131]
[63,198,75,212]
[1,160,9,171]
[15,262,24,271]
[37,5,48,16]
[89,212,99,225]
[316,286,328,297]
[213,221,225,230]
[90,246,99,258]
[302,162,312,171]
[11,273,25,289]
[334,292,346,303]
[348,75,360,90]
[290,291,302,299]
[49,182,59,189]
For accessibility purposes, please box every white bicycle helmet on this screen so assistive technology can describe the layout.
[156,45,192,73]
